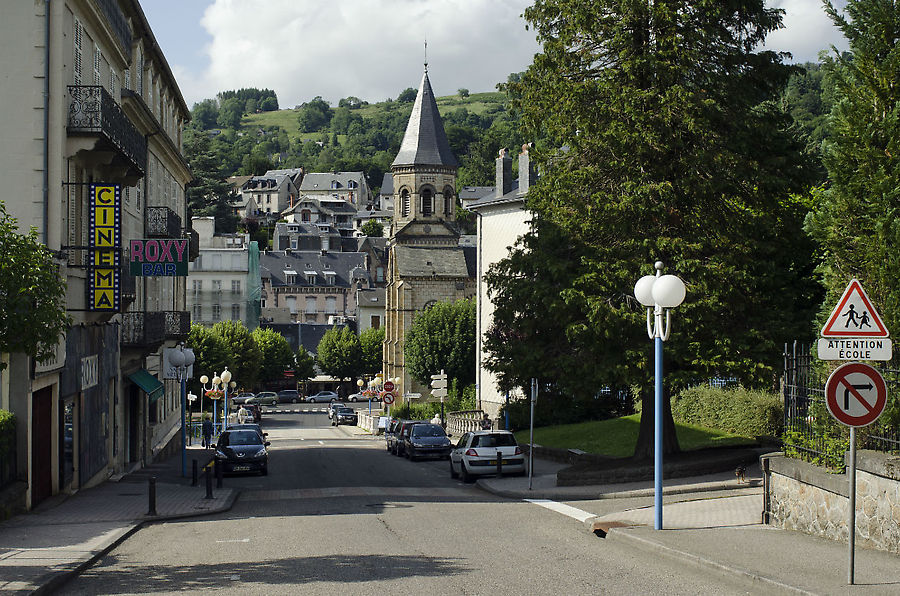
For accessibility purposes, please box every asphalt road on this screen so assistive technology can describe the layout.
[61,410,756,595]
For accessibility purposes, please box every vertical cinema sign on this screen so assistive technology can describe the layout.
[88,184,121,311]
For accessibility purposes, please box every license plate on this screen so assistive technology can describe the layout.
[489,460,498,465]
[232,465,250,471]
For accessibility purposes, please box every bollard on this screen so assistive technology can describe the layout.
[204,465,214,499]
[148,476,158,516]
[496,449,503,477]
[192,459,198,487]
[216,458,223,488]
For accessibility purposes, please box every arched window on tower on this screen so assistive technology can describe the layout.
[400,189,410,217]
[421,187,433,216]
[443,186,454,216]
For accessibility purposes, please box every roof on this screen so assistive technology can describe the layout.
[392,70,459,168]
[379,173,394,196]
[259,251,365,288]
[465,180,528,211]
[357,287,386,307]
[394,246,470,278]
[300,172,365,192]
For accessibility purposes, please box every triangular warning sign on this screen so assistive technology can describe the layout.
[821,279,890,338]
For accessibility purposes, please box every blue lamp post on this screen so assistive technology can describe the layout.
[634,261,686,530]
[168,344,195,478]
[221,368,233,431]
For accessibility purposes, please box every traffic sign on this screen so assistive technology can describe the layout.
[825,362,887,427]
[817,337,892,361]
[821,279,889,338]
[382,392,395,405]
[383,380,394,392]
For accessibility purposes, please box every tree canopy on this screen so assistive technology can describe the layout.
[359,326,385,376]
[316,326,363,381]
[211,320,262,389]
[251,327,295,386]
[404,299,475,387]
[0,202,69,369]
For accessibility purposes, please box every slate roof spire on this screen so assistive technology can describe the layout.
[391,68,458,168]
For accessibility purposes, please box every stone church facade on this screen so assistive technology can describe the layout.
[383,67,476,400]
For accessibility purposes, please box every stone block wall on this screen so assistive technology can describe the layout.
[764,451,900,555]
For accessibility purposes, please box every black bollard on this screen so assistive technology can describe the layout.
[192,459,198,487]
[215,458,223,488]
[148,476,158,516]
[204,465,214,499]
[496,449,503,478]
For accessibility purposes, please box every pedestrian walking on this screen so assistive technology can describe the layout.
[201,415,213,448]
[237,405,249,424]
[481,413,492,430]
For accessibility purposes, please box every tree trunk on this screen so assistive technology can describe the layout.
[632,383,681,461]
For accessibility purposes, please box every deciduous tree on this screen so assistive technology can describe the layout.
[359,326,385,376]
[251,327,295,386]
[404,299,475,387]
[211,320,262,389]
[316,326,362,381]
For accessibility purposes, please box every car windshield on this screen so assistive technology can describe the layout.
[337,408,354,414]
[226,431,263,446]
[472,434,516,448]
[412,424,445,438]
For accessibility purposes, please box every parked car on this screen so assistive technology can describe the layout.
[250,391,278,406]
[276,389,301,404]
[384,418,403,453]
[402,423,451,461]
[393,420,428,457]
[327,402,346,419]
[348,392,380,402]
[212,429,270,476]
[227,423,267,439]
[307,390,339,403]
[231,392,256,405]
[449,431,526,482]
[332,407,358,426]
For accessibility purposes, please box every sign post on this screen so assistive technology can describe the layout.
[529,378,537,491]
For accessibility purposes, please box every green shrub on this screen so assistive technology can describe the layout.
[0,410,15,458]
[671,386,782,438]
[500,390,630,432]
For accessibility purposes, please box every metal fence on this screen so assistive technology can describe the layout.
[783,341,900,472]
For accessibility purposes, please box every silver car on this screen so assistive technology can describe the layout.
[449,430,526,482]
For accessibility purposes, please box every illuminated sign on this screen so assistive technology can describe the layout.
[88,185,121,311]
[129,238,190,276]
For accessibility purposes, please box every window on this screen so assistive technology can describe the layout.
[232,304,241,320]
[232,280,241,294]
[291,237,298,249]
[400,189,410,217]
[306,273,316,285]
[212,280,222,293]
[192,280,202,295]
[376,267,384,283]
[305,296,316,314]
[193,304,202,320]
[212,304,221,321]
[421,188,433,216]
[444,186,454,216]
[301,210,311,222]
[324,271,336,286]
[325,296,337,314]
[286,296,297,314]
[371,315,381,329]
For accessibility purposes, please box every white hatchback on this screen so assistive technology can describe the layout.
[449,430,526,482]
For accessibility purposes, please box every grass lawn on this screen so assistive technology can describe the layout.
[513,414,757,459]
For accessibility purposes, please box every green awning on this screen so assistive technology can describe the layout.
[128,369,164,403]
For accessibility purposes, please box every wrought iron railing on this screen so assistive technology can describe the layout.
[164,311,190,341]
[121,311,165,348]
[67,85,147,174]
[146,206,182,238]
[783,341,900,472]
[92,0,132,59]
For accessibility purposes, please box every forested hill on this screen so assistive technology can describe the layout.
[184,86,528,195]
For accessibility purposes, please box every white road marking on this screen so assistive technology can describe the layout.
[525,499,595,523]
[215,538,250,543]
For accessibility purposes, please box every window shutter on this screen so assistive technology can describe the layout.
[73,20,83,85]
[93,46,101,86]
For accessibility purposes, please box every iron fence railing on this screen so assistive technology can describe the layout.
[783,341,900,472]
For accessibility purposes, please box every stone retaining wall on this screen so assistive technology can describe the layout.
[763,450,900,555]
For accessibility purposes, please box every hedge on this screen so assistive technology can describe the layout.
[0,410,15,458]
[670,386,782,439]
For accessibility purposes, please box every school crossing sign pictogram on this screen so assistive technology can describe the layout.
[824,362,887,427]
[821,279,889,338]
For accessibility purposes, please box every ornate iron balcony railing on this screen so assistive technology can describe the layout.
[121,311,165,348]
[146,206,182,238]
[68,85,147,175]
[163,311,191,341]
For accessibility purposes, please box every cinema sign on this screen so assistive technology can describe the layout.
[129,238,189,276]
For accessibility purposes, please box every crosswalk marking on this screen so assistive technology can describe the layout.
[242,486,474,501]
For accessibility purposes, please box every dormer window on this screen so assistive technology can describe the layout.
[324,270,336,285]
[305,271,317,284]
[283,269,297,285]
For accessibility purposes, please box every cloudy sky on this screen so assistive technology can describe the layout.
[141,0,849,109]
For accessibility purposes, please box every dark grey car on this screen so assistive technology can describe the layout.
[402,423,451,461]
[212,429,270,476]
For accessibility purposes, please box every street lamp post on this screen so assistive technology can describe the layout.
[199,375,210,418]
[221,368,233,431]
[187,392,197,445]
[211,373,222,433]
[168,344,196,478]
[634,261,686,530]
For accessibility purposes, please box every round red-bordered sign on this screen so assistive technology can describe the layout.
[383,381,395,392]
[825,362,887,427]
[382,392,395,405]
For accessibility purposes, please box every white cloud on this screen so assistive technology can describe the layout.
[182,0,539,107]
[763,0,849,62]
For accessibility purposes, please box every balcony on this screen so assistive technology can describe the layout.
[188,229,200,261]
[67,85,147,177]
[164,311,191,341]
[146,206,182,238]
[121,311,165,348]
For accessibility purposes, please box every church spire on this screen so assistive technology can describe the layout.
[391,67,458,168]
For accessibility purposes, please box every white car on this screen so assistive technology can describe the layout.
[449,430,526,482]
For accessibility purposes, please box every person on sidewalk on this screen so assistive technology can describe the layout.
[237,405,249,424]
[201,415,213,448]
[481,413,492,430]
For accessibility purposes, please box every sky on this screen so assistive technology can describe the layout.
[140,0,850,110]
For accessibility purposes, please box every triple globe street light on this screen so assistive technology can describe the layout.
[168,343,196,477]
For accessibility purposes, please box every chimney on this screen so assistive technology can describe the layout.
[518,143,536,196]
[495,148,512,198]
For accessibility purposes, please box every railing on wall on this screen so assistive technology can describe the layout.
[446,410,486,437]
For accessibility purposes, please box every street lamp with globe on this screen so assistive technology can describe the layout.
[168,343,196,477]
[187,392,198,444]
[221,368,233,430]
[634,261,686,530]
[210,374,223,433]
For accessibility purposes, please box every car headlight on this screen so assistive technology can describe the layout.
[254,448,267,458]
[215,450,226,459]
[412,442,425,448]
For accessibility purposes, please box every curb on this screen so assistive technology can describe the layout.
[602,527,817,596]
[477,478,761,501]
[30,487,240,595]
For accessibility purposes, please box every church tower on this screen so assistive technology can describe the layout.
[389,66,459,246]
[383,66,475,400]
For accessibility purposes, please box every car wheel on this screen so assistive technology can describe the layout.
[292,398,299,404]
[350,396,357,402]
[449,459,458,478]
[460,462,473,483]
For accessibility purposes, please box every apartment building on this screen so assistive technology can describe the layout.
[0,0,192,510]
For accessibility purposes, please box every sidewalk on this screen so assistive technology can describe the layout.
[0,445,236,594]
[478,458,900,595]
